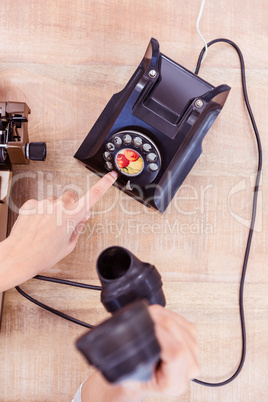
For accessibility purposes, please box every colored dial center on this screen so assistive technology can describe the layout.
[116,149,144,176]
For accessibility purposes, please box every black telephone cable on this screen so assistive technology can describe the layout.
[192,38,262,387]
[15,277,98,329]
[15,275,102,328]
[34,274,102,290]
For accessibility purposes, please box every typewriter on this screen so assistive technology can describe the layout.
[0,101,46,329]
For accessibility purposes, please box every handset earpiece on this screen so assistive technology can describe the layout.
[97,246,166,313]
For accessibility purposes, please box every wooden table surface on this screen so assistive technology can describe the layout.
[0,0,267,401]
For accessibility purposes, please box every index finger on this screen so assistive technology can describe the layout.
[77,171,118,217]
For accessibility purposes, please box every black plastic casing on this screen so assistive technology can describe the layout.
[74,38,231,212]
[28,142,47,161]
[96,246,166,313]
[76,300,161,383]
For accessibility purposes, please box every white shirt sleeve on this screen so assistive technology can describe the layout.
[71,380,86,402]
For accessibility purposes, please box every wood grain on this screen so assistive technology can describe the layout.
[0,0,267,400]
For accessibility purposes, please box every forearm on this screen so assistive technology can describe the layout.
[81,372,145,402]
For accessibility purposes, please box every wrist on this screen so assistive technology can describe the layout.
[0,236,37,292]
[0,237,16,291]
[81,372,145,402]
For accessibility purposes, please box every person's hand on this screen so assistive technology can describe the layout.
[133,304,199,396]
[0,171,117,292]
[80,305,199,402]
